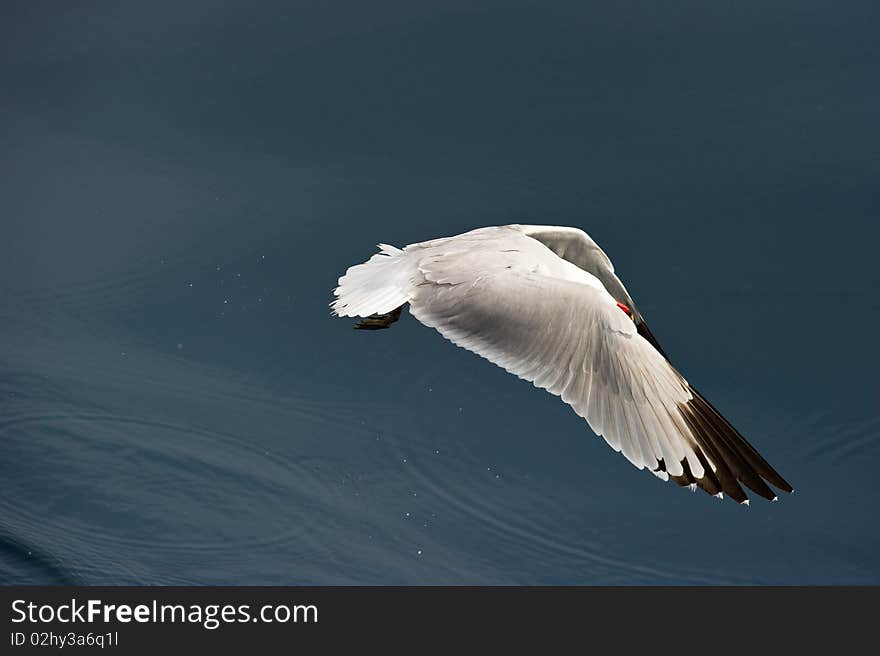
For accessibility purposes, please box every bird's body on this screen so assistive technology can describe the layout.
[331,225,792,504]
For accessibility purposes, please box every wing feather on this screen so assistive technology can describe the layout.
[409,265,689,474]
[376,224,793,503]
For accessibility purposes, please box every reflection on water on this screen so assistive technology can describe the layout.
[2,1,878,584]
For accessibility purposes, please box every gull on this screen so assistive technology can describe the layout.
[331,225,793,504]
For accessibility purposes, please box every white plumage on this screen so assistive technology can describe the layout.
[332,225,793,504]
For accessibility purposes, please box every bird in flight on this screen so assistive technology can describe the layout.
[331,225,793,505]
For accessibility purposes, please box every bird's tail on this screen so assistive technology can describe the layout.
[331,244,417,317]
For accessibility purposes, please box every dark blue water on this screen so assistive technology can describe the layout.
[2,1,878,584]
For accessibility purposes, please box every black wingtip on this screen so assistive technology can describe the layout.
[671,386,793,503]
[637,314,792,502]
[690,385,793,495]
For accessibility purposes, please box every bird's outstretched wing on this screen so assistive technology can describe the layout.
[409,235,792,503]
